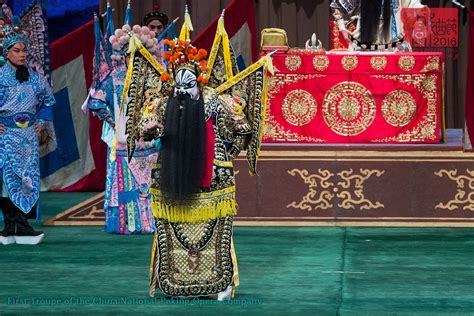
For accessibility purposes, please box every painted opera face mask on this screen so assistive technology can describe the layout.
[174,68,200,100]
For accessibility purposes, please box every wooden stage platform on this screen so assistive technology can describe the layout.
[45,129,474,227]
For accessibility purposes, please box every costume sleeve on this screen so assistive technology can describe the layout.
[138,97,166,141]
[330,0,360,31]
[36,75,55,122]
[402,0,425,9]
[86,78,115,126]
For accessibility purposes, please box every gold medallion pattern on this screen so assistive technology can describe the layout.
[371,74,438,142]
[434,169,474,211]
[282,89,317,126]
[287,168,385,211]
[370,56,387,71]
[398,55,416,71]
[285,55,302,71]
[341,55,358,71]
[322,81,376,136]
[264,73,326,142]
[312,55,329,71]
[266,55,441,143]
[381,90,417,127]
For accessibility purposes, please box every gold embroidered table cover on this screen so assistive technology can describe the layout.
[264,52,444,143]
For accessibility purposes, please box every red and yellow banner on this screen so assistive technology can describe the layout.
[263,52,443,143]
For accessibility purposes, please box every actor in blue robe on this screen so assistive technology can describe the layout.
[0,25,55,245]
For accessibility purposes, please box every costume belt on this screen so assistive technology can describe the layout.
[349,35,405,50]
[0,112,37,129]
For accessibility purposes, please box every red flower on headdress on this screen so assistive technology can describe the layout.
[160,73,170,81]
[162,38,209,85]
[198,49,207,58]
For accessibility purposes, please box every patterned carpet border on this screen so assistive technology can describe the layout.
[42,191,474,227]
[43,192,105,226]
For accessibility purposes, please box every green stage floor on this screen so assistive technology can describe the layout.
[0,193,473,315]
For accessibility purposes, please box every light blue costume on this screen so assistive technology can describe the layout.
[84,7,159,234]
[0,63,55,220]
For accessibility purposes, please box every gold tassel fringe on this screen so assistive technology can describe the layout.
[151,195,237,223]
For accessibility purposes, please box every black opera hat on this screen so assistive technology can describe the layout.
[143,4,169,26]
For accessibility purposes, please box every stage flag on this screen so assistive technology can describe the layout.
[40,20,107,191]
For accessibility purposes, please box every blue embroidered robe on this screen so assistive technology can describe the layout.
[0,64,55,216]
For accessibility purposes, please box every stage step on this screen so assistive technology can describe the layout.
[261,129,464,152]
[235,128,474,227]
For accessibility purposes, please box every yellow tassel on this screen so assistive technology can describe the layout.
[179,24,188,41]
[179,5,194,40]
[151,198,237,223]
[127,34,142,54]
[215,57,266,94]
[265,54,275,75]
[221,29,233,79]
[184,10,194,32]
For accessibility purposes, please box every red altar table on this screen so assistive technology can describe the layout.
[263,51,444,143]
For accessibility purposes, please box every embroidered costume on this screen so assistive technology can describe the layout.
[331,0,425,51]
[0,23,54,245]
[123,7,272,299]
[84,2,160,234]
[0,1,50,78]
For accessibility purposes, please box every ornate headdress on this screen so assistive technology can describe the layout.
[1,24,30,56]
[107,1,158,57]
[109,24,158,56]
[161,39,209,84]
[143,4,169,27]
[158,5,208,84]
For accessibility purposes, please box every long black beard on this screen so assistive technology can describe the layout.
[159,94,207,204]
[360,0,392,44]
[14,64,29,83]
